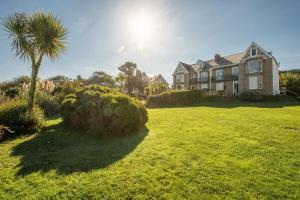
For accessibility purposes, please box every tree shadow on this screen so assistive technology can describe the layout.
[12,121,148,176]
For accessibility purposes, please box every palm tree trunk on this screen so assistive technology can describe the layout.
[28,65,39,111]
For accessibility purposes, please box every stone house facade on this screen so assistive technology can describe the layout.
[172,42,280,96]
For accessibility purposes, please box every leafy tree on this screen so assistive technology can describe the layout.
[118,62,137,95]
[88,71,115,87]
[280,72,300,95]
[115,73,126,91]
[148,82,169,95]
[2,12,67,110]
[0,75,31,92]
[48,75,70,84]
[135,70,145,94]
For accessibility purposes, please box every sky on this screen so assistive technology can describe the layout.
[1,0,300,84]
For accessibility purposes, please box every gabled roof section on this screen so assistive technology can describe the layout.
[241,42,279,65]
[205,52,245,67]
[173,62,189,75]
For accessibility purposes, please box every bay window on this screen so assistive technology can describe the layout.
[201,83,208,89]
[176,74,184,82]
[216,82,224,91]
[248,76,258,90]
[201,72,208,81]
[247,60,262,73]
[216,69,224,81]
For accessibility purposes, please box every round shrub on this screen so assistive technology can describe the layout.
[0,101,45,132]
[62,85,148,136]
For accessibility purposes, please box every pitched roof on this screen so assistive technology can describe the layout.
[180,62,197,72]
[205,52,245,67]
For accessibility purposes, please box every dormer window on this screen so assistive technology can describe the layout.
[251,48,257,57]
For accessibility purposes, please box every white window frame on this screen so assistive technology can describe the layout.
[216,82,224,91]
[247,60,258,73]
[201,72,208,81]
[248,76,258,90]
[191,73,197,79]
[250,47,257,57]
[258,75,263,89]
[201,83,208,89]
[216,69,224,81]
[232,66,239,76]
[258,60,263,72]
[176,74,184,82]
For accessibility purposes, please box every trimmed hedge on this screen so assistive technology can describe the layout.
[0,101,45,133]
[146,90,214,107]
[240,91,263,102]
[62,85,148,136]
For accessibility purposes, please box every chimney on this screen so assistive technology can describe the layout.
[215,54,221,62]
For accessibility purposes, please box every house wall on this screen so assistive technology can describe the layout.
[239,57,274,95]
[262,58,274,95]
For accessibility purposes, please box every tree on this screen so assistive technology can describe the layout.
[88,71,115,87]
[115,72,126,91]
[48,75,70,85]
[148,82,169,95]
[118,62,137,95]
[280,72,300,95]
[2,12,67,110]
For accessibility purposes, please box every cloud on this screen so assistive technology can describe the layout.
[175,36,185,40]
[117,45,126,53]
[73,17,91,36]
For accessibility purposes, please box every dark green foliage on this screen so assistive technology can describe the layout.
[35,91,61,117]
[146,90,205,107]
[88,71,115,86]
[4,87,20,98]
[280,72,300,95]
[62,85,148,136]
[0,101,45,133]
[240,91,264,101]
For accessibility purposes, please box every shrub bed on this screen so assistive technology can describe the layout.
[62,85,148,136]
[146,90,203,107]
[0,101,45,133]
[240,91,264,102]
[35,91,61,117]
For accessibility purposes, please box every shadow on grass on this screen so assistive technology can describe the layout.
[12,120,148,176]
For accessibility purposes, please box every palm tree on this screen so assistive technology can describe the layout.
[2,12,67,110]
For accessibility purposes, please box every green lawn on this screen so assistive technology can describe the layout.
[0,102,300,199]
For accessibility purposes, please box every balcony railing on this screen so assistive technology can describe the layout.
[189,75,238,83]
[211,75,238,81]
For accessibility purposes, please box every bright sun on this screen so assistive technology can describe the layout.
[129,11,156,51]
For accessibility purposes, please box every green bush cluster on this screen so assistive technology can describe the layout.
[146,90,205,107]
[62,85,148,136]
[35,91,61,117]
[240,91,264,101]
[0,101,45,133]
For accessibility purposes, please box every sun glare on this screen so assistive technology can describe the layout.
[129,11,156,51]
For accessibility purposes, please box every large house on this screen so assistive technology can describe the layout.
[172,42,280,96]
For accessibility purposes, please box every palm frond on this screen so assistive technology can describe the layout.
[29,12,68,61]
[1,13,33,61]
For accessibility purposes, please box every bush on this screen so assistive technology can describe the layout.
[146,90,204,107]
[5,87,20,98]
[0,101,45,133]
[240,91,263,102]
[35,91,61,117]
[62,85,148,136]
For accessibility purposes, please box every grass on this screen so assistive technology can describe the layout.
[0,101,300,199]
